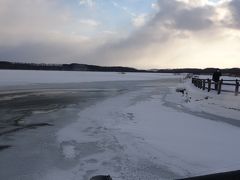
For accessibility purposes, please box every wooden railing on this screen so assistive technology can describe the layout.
[192,77,240,96]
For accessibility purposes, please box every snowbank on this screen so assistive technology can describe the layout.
[166,78,240,120]
[120,94,240,176]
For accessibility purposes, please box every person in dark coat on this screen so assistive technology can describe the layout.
[212,69,222,89]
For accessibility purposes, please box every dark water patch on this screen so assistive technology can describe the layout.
[0,145,11,151]
[90,175,112,180]
[0,123,53,136]
[0,87,120,141]
[228,107,240,111]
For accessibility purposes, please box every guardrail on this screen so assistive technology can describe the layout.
[192,77,240,96]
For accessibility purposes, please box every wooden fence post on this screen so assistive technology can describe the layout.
[235,80,239,96]
[199,79,202,89]
[217,79,223,94]
[194,79,196,87]
[192,77,240,95]
[203,79,206,90]
[207,79,211,92]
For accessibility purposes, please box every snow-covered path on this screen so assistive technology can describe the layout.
[1,75,240,180]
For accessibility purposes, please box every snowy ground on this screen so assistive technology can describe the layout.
[166,77,240,120]
[0,70,240,180]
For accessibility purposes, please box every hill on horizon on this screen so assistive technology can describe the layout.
[0,61,239,76]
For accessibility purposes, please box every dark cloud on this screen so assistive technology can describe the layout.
[79,0,216,66]
[228,0,240,28]
[174,7,213,31]
[0,43,74,63]
[151,0,214,31]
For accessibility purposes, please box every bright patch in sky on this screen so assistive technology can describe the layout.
[0,0,239,69]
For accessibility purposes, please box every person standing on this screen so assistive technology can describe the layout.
[212,69,222,90]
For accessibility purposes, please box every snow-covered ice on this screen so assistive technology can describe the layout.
[0,70,240,180]
[0,70,175,87]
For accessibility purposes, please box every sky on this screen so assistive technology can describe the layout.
[0,0,239,69]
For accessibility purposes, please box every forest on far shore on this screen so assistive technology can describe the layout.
[0,61,239,76]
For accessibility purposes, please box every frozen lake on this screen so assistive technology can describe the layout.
[0,71,240,180]
[0,79,179,180]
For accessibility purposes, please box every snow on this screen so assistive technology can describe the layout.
[0,70,175,87]
[166,78,240,120]
[1,71,240,180]
[120,95,240,173]
[60,142,78,159]
[44,78,240,179]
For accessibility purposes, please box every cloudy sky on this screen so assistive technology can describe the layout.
[0,0,239,69]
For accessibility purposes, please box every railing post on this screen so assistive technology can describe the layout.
[207,79,211,92]
[192,78,240,96]
[217,79,223,94]
[235,80,239,96]
[203,79,206,90]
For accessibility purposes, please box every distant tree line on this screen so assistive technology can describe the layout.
[0,61,145,72]
[0,61,239,76]
[156,68,240,76]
